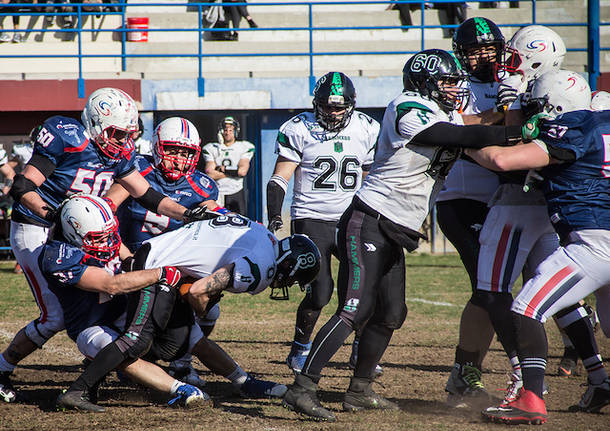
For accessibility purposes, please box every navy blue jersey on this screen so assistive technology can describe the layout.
[117,154,219,252]
[39,240,125,341]
[539,110,610,238]
[13,116,136,226]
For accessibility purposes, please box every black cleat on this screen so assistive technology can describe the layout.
[0,371,17,403]
[57,389,105,413]
[343,377,399,412]
[282,374,336,422]
[569,378,610,413]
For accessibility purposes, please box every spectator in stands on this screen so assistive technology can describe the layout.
[0,0,23,43]
[386,1,425,32]
[438,2,467,37]
[223,0,258,41]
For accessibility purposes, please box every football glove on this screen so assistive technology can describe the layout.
[522,113,552,141]
[159,266,182,288]
[183,206,218,223]
[267,215,283,233]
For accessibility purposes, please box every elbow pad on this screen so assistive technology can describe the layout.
[9,174,38,203]
[267,175,287,219]
[135,187,166,213]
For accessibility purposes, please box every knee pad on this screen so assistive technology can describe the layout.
[197,303,220,328]
[76,326,119,359]
[306,277,335,310]
[379,302,407,330]
[25,318,63,348]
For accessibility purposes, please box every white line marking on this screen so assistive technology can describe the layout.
[407,298,456,307]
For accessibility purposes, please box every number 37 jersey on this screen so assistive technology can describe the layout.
[275,111,379,221]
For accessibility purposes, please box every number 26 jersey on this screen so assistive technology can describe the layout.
[275,111,379,221]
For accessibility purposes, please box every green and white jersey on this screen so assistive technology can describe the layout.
[356,91,463,231]
[276,111,379,221]
[144,216,277,295]
[202,140,255,195]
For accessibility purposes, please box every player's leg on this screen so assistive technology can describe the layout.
[595,285,610,338]
[437,199,495,407]
[189,325,287,398]
[286,218,336,373]
[223,188,246,215]
[1,222,62,402]
[283,204,394,421]
[344,251,405,412]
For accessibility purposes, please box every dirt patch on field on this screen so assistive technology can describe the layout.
[1,309,609,431]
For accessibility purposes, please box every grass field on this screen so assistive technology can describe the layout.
[0,255,608,431]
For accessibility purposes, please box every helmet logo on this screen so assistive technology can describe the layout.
[526,40,546,52]
[330,72,344,96]
[566,76,576,89]
[411,53,441,73]
[98,101,112,116]
[297,252,317,269]
[474,17,493,39]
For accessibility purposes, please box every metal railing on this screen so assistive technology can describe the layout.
[0,0,606,97]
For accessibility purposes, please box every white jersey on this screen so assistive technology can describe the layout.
[0,146,7,166]
[276,111,378,221]
[143,216,277,295]
[357,91,464,231]
[202,140,255,195]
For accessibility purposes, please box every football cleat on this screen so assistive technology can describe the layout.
[168,384,212,409]
[569,378,610,413]
[483,388,547,425]
[0,371,17,403]
[445,363,490,408]
[282,374,336,422]
[343,377,399,412]
[56,389,105,413]
[235,374,287,398]
[286,341,311,374]
[558,346,579,377]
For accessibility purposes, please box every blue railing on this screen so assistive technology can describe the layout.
[0,0,606,97]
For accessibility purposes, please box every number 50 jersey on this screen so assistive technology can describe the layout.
[275,111,379,221]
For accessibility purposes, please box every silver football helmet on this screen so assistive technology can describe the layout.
[526,70,591,118]
[152,117,201,181]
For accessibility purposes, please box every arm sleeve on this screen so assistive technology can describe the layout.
[266,175,287,219]
[28,153,57,178]
[410,122,522,149]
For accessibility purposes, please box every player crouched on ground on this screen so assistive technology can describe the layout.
[56,196,321,412]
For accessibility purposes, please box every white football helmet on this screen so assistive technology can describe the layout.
[527,70,591,118]
[60,194,121,262]
[591,90,610,111]
[152,117,201,181]
[500,25,566,81]
[81,87,139,160]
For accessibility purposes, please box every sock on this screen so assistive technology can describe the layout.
[69,343,126,393]
[455,346,480,369]
[509,355,522,379]
[582,355,608,385]
[170,379,183,395]
[226,366,247,387]
[513,313,547,398]
[302,315,352,382]
[0,354,16,373]
[353,323,393,379]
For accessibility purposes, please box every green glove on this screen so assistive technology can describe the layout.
[522,113,552,141]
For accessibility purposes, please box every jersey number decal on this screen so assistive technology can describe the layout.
[37,127,55,147]
[70,169,114,196]
[312,156,360,191]
[602,134,610,178]
[142,211,170,235]
[210,214,250,228]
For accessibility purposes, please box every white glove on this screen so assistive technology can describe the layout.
[495,74,524,112]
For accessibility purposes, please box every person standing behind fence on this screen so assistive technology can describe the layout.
[0,0,25,43]
[223,0,257,41]
[203,117,255,215]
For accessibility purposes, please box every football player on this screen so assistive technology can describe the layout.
[36,194,208,411]
[282,49,527,422]
[466,70,610,424]
[265,72,380,375]
[105,116,225,388]
[58,204,321,412]
[436,17,508,408]
[0,88,217,403]
[203,117,255,215]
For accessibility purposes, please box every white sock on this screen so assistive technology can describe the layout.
[170,379,184,395]
[0,354,16,373]
[226,366,247,387]
[509,356,522,379]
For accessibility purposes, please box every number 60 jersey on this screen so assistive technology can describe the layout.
[275,111,379,221]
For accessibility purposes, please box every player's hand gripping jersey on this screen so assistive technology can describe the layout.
[117,154,219,252]
[357,92,464,231]
[143,215,277,295]
[13,116,136,226]
[275,111,378,221]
